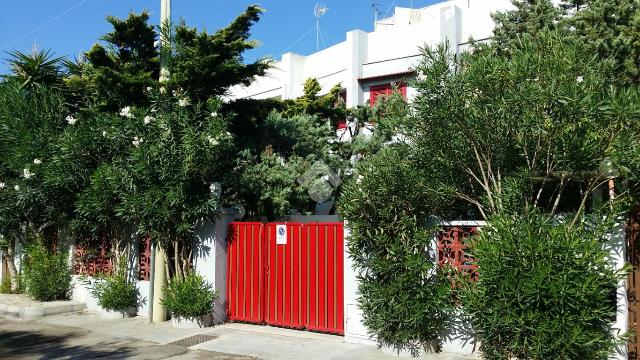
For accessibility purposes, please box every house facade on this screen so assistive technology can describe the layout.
[229,0,513,107]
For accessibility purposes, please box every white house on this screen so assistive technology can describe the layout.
[229,0,513,108]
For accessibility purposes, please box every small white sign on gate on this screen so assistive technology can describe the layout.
[276,224,287,245]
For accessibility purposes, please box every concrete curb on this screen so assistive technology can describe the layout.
[0,301,85,319]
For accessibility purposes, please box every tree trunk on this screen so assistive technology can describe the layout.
[4,239,19,292]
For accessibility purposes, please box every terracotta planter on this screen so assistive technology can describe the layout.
[171,313,214,328]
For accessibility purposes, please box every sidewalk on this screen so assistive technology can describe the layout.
[25,312,478,360]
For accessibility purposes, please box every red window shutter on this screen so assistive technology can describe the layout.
[369,83,407,107]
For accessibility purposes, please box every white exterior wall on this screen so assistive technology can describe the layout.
[610,221,629,360]
[193,212,239,324]
[229,0,512,107]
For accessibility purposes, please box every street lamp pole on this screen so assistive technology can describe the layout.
[159,0,171,82]
[152,0,171,323]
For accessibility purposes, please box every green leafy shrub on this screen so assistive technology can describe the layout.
[463,209,626,359]
[338,148,454,351]
[89,256,138,313]
[0,276,11,294]
[23,244,72,301]
[162,272,216,319]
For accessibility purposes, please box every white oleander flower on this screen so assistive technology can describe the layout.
[143,115,154,125]
[356,175,364,184]
[209,182,221,196]
[132,136,143,147]
[178,98,190,107]
[119,106,134,118]
[159,86,167,94]
[0,182,5,190]
[14,185,19,191]
[66,115,77,125]
[576,76,584,83]
[23,168,34,179]
[210,111,218,118]
[207,136,219,146]
[225,131,232,137]
[146,86,153,92]
[33,159,42,165]
[569,26,576,32]
[102,131,107,137]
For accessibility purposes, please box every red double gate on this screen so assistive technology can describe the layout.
[227,222,344,335]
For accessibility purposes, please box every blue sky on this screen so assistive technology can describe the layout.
[0,0,439,75]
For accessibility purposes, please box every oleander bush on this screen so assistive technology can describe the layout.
[89,256,138,314]
[462,208,627,360]
[23,243,72,301]
[338,148,454,352]
[162,271,216,319]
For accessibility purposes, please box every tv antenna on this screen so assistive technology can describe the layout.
[372,3,382,24]
[314,3,328,51]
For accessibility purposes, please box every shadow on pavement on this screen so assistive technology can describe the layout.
[0,327,134,359]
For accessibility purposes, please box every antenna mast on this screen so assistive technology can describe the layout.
[372,3,381,25]
[314,3,328,52]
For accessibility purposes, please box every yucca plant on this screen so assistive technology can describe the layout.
[4,49,64,90]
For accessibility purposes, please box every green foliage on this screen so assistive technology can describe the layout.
[228,111,334,219]
[338,148,453,349]
[4,49,64,90]
[0,82,70,242]
[0,277,11,294]
[23,243,72,301]
[493,0,640,85]
[491,0,562,52]
[65,12,158,110]
[462,208,626,359]
[162,271,216,319]
[72,93,232,253]
[411,34,636,219]
[89,256,138,313]
[279,79,346,128]
[171,5,270,103]
[571,0,640,84]
[0,274,21,294]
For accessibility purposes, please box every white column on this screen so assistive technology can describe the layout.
[343,224,376,345]
[611,221,628,360]
[345,30,368,108]
[193,211,238,324]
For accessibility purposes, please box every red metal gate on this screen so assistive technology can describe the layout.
[227,222,344,335]
[227,222,265,324]
[264,223,306,329]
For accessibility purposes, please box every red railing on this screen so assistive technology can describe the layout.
[437,226,479,282]
[138,236,152,281]
[73,235,113,276]
[74,235,152,281]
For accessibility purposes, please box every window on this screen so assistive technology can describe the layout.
[369,82,407,107]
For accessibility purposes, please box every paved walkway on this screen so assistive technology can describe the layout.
[1,312,478,360]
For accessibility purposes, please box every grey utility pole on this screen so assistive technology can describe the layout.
[152,0,171,323]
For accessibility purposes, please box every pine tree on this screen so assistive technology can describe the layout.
[65,12,158,110]
[492,0,562,51]
[65,6,269,109]
[170,5,270,103]
[571,0,640,84]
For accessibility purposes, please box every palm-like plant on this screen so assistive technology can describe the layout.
[4,49,64,89]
